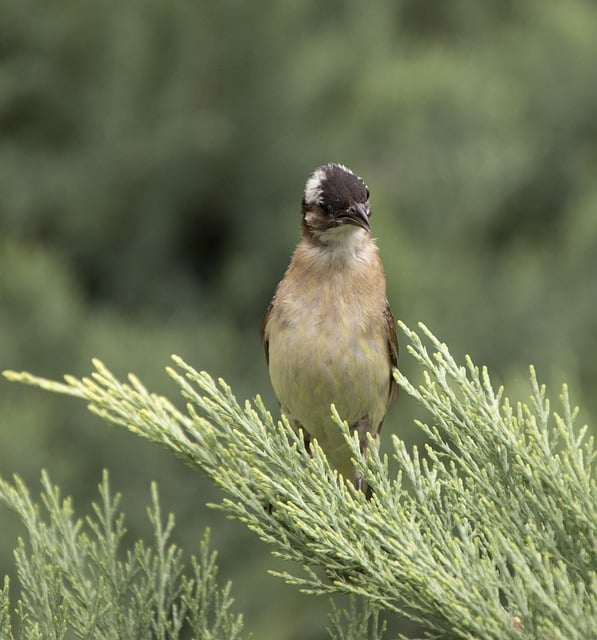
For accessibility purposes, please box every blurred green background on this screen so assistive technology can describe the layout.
[1,1,596,637]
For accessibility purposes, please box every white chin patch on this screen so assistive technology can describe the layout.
[318,225,369,257]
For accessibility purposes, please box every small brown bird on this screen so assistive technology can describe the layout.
[261,163,398,490]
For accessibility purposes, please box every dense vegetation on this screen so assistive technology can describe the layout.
[2,2,596,637]
[4,323,595,638]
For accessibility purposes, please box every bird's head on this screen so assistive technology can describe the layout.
[301,163,371,242]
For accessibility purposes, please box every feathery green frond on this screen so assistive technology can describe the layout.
[4,322,596,638]
[0,471,246,640]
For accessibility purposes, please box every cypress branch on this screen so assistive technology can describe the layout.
[0,471,246,640]
[3,322,596,638]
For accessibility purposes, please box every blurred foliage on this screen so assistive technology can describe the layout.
[0,471,247,640]
[1,1,596,638]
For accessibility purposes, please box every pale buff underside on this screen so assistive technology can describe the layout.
[265,226,391,479]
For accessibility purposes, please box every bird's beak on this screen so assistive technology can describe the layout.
[340,203,370,232]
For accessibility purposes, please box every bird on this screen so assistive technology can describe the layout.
[261,162,398,491]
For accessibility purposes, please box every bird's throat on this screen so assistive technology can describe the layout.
[305,226,372,265]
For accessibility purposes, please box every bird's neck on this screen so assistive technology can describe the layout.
[283,227,386,319]
[301,226,374,267]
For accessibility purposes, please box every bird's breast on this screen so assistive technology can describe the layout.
[265,252,390,467]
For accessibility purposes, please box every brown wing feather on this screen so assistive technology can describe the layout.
[384,302,399,401]
[260,298,275,365]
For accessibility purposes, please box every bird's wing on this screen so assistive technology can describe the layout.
[260,297,275,365]
[384,302,399,401]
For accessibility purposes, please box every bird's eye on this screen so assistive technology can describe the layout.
[365,188,370,200]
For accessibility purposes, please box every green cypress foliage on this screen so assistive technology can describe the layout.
[3,323,595,638]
